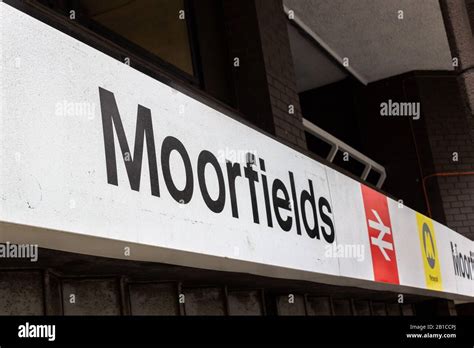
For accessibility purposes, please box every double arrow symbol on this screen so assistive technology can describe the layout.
[368,209,393,261]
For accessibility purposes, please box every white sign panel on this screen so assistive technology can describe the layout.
[0,3,472,300]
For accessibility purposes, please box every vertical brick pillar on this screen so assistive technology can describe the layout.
[222,0,307,150]
[411,1,474,240]
[415,75,474,239]
[440,0,474,114]
[222,0,276,134]
[254,0,307,150]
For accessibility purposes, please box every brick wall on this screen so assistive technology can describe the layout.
[255,0,307,150]
[222,0,276,134]
[438,175,474,237]
[413,0,474,240]
[222,0,307,150]
[416,74,474,240]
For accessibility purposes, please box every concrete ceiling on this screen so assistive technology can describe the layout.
[284,0,454,86]
[287,24,347,92]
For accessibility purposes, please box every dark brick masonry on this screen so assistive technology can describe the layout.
[415,0,474,240]
[415,74,474,240]
[255,0,307,150]
[222,0,307,150]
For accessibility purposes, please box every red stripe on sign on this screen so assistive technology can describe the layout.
[361,185,399,284]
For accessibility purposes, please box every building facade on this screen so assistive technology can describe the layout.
[0,0,473,316]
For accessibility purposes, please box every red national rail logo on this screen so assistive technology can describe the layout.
[361,185,400,284]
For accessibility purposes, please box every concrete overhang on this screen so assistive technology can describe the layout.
[285,0,454,89]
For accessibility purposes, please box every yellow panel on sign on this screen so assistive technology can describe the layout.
[416,213,442,290]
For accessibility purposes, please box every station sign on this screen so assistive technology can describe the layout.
[0,3,472,300]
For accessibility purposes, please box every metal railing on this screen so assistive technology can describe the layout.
[303,118,387,188]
